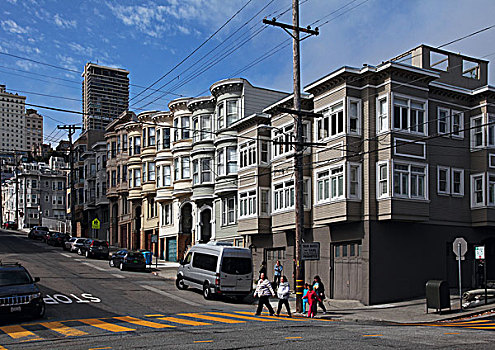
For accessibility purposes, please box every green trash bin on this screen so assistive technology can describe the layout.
[426,280,450,314]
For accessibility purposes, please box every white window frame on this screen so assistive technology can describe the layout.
[451,110,464,139]
[489,174,495,206]
[451,168,464,197]
[239,141,256,169]
[376,95,389,134]
[163,165,171,186]
[490,154,495,168]
[471,115,484,149]
[392,94,427,135]
[239,189,257,218]
[437,166,450,195]
[162,203,173,226]
[260,188,270,216]
[221,196,237,226]
[347,98,361,135]
[471,173,485,207]
[260,139,270,164]
[392,161,428,200]
[347,162,361,200]
[376,161,389,199]
[315,163,345,204]
[315,100,345,141]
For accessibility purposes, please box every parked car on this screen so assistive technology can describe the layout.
[64,237,86,252]
[176,241,253,300]
[28,226,50,240]
[79,239,109,259]
[0,262,45,319]
[46,232,71,247]
[109,250,146,271]
[3,221,18,230]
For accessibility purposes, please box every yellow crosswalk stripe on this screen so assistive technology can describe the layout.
[208,312,279,322]
[0,325,40,340]
[39,321,88,337]
[0,345,7,350]
[157,317,212,326]
[234,311,306,321]
[78,318,135,332]
[466,326,495,330]
[178,313,245,324]
[113,316,174,329]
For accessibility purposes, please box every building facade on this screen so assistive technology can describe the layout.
[82,63,130,131]
[25,109,43,150]
[0,85,26,151]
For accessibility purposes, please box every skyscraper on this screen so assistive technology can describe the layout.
[82,63,129,131]
[0,84,26,151]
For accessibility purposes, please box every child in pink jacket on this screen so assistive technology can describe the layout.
[302,284,320,317]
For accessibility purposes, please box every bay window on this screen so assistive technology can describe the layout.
[217,149,224,175]
[393,97,425,134]
[226,100,239,126]
[142,163,147,183]
[133,168,141,187]
[316,102,344,140]
[148,162,155,181]
[201,158,212,183]
[182,156,190,179]
[348,98,361,134]
[162,203,173,225]
[226,146,237,174]
[163,165,171,186]
[239,190,256,217]
[222,196,236,225]
[393,163,427,199]
[377,161,389,198]
[181,116,190,139]
[148,127,155,146]
[377,96,388,133]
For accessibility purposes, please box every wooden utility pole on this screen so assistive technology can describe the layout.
[264,1,319,312]
[57,125,81,236]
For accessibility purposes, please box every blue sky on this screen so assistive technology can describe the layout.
[0,0,494,146]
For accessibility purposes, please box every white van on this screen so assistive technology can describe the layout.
[176,242,253,300]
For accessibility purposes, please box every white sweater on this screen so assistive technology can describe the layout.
[254,279,275,297]
[277,282,290,300]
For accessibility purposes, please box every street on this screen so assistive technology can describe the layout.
[2,229,495,350]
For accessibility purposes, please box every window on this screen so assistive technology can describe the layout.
[317,171,330,202]
[111,170,117,187]
[348,163,361,199]
[148,162,155,181]
[163,165,171,186]
[438,107,464,138]
[393,97,425,134]
[181,116,190,139]
[437,166,450,194]
[192,159,199,184]
[273,124,294,158]
[128,169,133,187]
[201,158,212,183]
[148,127,155,146]
[260,189,270,215]
[489,115,495,147]
[393,163,427,199]
[182,156,190,179]
[463,59,480,79]
[217,149,224,176]
[471,116,484,148]
[134,169,141,187]
[142,163,147,183]
[377,97,388,133]
[239,190,256,217]
[123,165,127,182]
[148,197,157,218]
[192,253,218,272]
[217,103,224,129]
[260,140,269,163]
[173,118,179,141]
[123,134,128,152]
[348,98,361,134]
[377,162,389,198]
[117,166,121,184]
[438,108,449,134]
[226,147,237,174]
[117,136,121,153]
[430,51,449,71]
[226,100,239,126]
[142,128,147,147]
[489,175,495,205]
[240,141,256,168]
[222,196,236,225]
[162,203,173,225]
[174,158,179,181]
[156,129,161,148]
[452,169,464,196]
[201,114,212,141]
[162,128,170,149]
[316,102,344,140]
[472,174,484,206]
[133,136,141,155]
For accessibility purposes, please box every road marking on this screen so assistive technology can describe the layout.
[78,318,135,332]
[111,274,125,279]
[193,340,213,343]
[235,311,306,321]
[88,347,112,350]
[466,326,495,329]
[39,321,88,337]
[113,316,174,329]
[0,345,7,350]
[60,253,72,258]
[178,313,245,324]
[82,263,107,271]
[157,317,211,326]
[208,312,278,322]
[362,334,383,337]
[0,325,39,340]
[145,314,164,317]
[141,285,202,307]
[285,336,302,339]
[444,332,460,335]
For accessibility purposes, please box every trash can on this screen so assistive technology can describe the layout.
[426,280,450,314]
[139,250,152,265]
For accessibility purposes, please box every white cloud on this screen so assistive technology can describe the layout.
[1,19,29,34]
[53,13,77,29]
[6,0,17,4]
[15,60,37,71]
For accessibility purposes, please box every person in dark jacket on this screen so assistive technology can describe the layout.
[259,261,267,279]
[313,275,327,314]
[254,272,275,316]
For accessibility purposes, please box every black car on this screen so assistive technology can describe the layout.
[0,262,45,320]
[79,239,109,259]
[47,232,71,247]
[28,226,50,240]
[109,250,146,271]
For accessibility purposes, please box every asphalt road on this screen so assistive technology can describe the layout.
[2,229,495,350]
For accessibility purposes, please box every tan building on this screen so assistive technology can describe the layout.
[25,109,43,150]
[0,84,26,151]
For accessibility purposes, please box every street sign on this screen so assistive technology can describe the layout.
[475,246,485,260]
[151,234,158,243]
[91,218,100,230]
[453,237,467,260]
[302,242,320,260]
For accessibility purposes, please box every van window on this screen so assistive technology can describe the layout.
[192,253,217,272]
[184,253,192,264]
[221,257,252,275]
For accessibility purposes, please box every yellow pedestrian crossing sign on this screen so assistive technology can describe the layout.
[92,218,100,229]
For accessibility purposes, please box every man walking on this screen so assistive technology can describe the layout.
[273,260,283,287]
[254,273,275,316]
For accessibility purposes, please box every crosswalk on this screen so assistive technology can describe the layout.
[412,318,495,330]
[0,311,325,347]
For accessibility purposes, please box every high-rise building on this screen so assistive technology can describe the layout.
[25,108,43,150]
[0,84,26,151]
[82,63,129,131]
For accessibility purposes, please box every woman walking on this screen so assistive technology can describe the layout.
[275,276,291,317]
[313,275,327,314]
[254,272,275,316]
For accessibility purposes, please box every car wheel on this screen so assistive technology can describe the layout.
[176,276,187,290]
[109,259,114,267]
[119,263,125,271]
[33,301,45,319]
[77,248,82,255]
[203,282,212,300]
[85,250,91,258]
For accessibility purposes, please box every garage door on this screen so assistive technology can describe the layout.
[332,242,362,300]
[166,237,177,262]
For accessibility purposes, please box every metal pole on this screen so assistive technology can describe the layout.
[484,258,488,305]
[458,243,462,310]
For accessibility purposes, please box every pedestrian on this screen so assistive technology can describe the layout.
[259,261,267,279]
[254,272,275,316]
[302,283,310,314]
[313,275,327,314]
[303,284,320,318]
[273,260,283,287]
[275,276,291,317]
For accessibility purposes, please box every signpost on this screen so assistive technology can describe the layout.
[475,245,487,305]
[301,242,320,261]
[453,237,467,310]
[92,218,100,239]
[151,234,158,268]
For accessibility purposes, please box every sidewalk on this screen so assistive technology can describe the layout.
[287,295,495,323]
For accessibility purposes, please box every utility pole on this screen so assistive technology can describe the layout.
[58,125,81,236]
[264,1,319,313]
[15,152,20,227]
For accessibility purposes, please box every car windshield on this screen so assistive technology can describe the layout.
[127,253,143,259]
[221,257,252,275]
[0,270,32,286]
[37,227,49,231]
[76,239,85,243]
[92,241,107,246]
